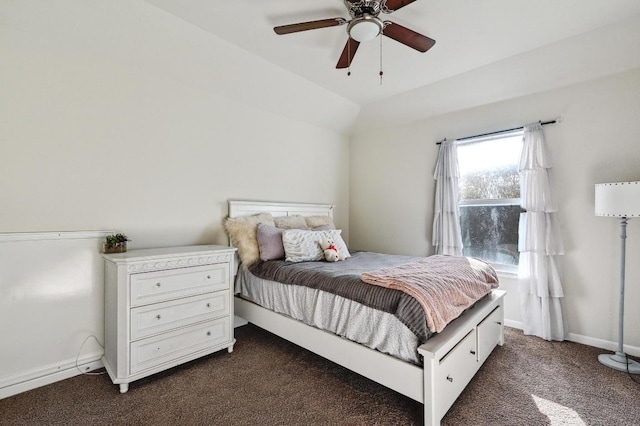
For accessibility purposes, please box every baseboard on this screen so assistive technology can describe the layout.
[0,352,104,400]
[503,319,523,330]
[566,332,640,358]
[504,320,640,358]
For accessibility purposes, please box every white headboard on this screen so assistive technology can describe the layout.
[228,200,334,219]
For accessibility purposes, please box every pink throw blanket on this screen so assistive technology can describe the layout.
[361,255,499,333]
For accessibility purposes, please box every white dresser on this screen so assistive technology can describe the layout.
[102,245,236,393]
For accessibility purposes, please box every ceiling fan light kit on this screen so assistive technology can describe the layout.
[272,0,435,71]
[348,16,383,42]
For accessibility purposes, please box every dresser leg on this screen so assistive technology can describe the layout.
[119,383,129,393]
[228,345,234,353]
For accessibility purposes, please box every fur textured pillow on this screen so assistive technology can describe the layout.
[304,215,336,229]
[274,215,308,229]
[224,213,275,266]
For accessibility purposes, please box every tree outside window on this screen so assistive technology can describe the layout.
[457,132,523,269]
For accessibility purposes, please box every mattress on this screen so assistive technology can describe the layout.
[235,252,428,364]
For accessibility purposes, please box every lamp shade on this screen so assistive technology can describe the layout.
[595,181,640,217]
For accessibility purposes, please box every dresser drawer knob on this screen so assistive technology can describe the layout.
[206,331,211,336]
[206,275,211,279]
[206,303,211,308]
[156,315,161,320]
[446,375,453,382]
[156,282,161,288]
[496,321,502,325]
[470,350,476,355]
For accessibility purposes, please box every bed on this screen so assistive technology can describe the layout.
[227,200,505,426]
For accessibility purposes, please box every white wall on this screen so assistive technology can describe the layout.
[350,68,640,353]
[0,0,357,244]
[0,0,356,395]
[0,232,108,399]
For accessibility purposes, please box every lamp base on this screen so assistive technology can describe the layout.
[598,352,640,374]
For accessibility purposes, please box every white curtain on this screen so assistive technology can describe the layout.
[518,123,566,341]
[433,140,463,256]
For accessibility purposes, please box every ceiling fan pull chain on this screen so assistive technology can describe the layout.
[347,38,352,76]
[347,37,351,75]
[379,34,384,85]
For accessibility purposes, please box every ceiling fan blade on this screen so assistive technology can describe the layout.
[274,18,345,35]
[336,38,360,69]
[382,22,435,52]
[383,0,417,12]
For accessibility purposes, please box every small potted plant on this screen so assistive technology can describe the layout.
[104,233,130,253]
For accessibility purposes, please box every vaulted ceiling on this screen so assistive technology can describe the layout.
[146,0,640,107]
[139,0,640,135]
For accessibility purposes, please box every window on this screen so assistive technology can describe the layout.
[457,131,523,270]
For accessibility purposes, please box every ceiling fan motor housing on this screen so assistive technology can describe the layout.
[345,0,383,18]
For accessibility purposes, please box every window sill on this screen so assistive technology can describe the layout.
[492,265,518,279]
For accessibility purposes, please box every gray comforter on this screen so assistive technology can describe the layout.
[248,251,432,342]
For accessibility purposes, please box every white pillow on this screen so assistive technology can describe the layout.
[282,229,350,262]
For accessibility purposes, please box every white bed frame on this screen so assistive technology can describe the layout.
[228,200,506,426]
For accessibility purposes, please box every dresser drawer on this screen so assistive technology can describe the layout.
[130,264,229,306]
[130,291,230,340]
[130,316,231,374]
[436,329,478,418]
[477,306,502,365]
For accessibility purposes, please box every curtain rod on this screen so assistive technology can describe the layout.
[436,118,560,145]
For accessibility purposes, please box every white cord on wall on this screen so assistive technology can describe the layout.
[75,334,106,376]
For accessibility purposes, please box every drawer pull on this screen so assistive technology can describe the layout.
[470,350,476,355]
[156,315,161,320]
[156,282,161,288]
[206,275,211,279]
[206,303,211,308]
[496,321,502,325]
[206,331,211,336]
[446,375,453,382]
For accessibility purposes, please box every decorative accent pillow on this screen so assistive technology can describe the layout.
[256,223,285,261]
[304,215,336,229]
[282,229,350,262]
[224,213,275,266]
[274,215,308,230]
[326,230,350,260]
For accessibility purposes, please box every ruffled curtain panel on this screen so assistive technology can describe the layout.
[518,124,566,341]
[433,140,463,256]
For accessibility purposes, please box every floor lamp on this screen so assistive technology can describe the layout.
[595,181,640,374]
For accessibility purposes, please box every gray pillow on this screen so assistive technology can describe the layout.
[274,215,308,229]
[304,215,336,229]
[256,223,285,261]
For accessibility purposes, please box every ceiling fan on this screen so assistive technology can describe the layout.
[273,0,435,69]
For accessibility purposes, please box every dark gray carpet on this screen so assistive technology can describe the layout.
[1,325,639,425]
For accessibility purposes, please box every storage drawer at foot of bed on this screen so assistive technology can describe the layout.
[130,317,231,374]
[436,329,478,417]
[477,306,502,365]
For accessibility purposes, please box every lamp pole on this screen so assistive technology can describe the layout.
[598,216,640,373]
[616,217,627,359]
